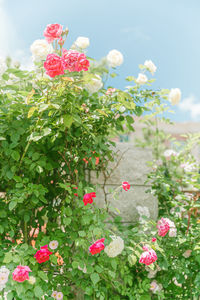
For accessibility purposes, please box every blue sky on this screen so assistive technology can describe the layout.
[1,0,200,122]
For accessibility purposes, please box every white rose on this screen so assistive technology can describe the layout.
[56,292,64,300]
[106,49,123,68]
[30,39,53,61]
[104,236,124,258]
[75,36,90,49]
[0,272,9,285]
[0,57,7,77]
[180,162,196,172]
[169,88,181,105]
[144,60,157,75]
[49,240,59,250]
[85,74,103,94]
[169,227,177,237]
[150,280,162,294]
[163,149,177,158]
[136,73,148,85]
[28,276,36,284]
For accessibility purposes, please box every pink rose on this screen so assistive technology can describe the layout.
[75,53,90,72]
[157,218,170,237]
[139,249,157,266]
[44,54,65,78]
[89,238,105,255]
[122,181,130,191]
[12,265,32,282]
[62,49,89,72]
[83,192,96,206]
[34,245,53,263]
[105,88,116,95]
[152,237,157,242]
[44,23,63,43]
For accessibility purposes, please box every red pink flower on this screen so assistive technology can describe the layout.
[12,265,32,282]
[139,248,157,266]
[157,218,170,237]
[62,49,89,72]
[89,238,105,255]
[34,245,53,263]
[44,53,65,78]
[122,181,130,191]
[44,23,63,43]
[83,192,96,206]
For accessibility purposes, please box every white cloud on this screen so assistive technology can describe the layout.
[0,0,16,56]
[0,0,32,69]
[120,26,151,41]
[178,95,200,120]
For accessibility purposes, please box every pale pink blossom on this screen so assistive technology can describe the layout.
[157,218,170,237]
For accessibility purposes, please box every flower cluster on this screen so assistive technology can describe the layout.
[52,291,64,299]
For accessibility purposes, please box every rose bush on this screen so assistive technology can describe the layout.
[0,22,198,299]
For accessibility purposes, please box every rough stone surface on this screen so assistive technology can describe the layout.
[91,143,158,223]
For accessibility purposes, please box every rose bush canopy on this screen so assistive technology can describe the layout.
[0,23,199,299]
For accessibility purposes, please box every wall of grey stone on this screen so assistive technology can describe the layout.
[91,143,158,223]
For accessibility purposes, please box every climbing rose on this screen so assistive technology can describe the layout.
[136,73,148,85]
[12,266,32,282]
[139,248,157,266]
[73,186,78,196]
[152,237,157,242]
[83,192,96,206]
[144,60,157,75]
[30,39,53,61]
[122,181,130,191]
[169,88,181,105]
[62,49,89,72]
[89,238,105,255]
[44,54,64,78]
[104,236,124,257]
[157,218,170,237]
[34,245,53,263]
[56,292,64,300]
[49,240,59,250]
[44,23,63,43]
[106,49,123,67]
[150,280,162,294]
[74,36,90,49]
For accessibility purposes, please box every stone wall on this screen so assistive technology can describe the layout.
[91,143,157,224]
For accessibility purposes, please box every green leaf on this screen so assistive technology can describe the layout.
[9,201,17,211]
[3,252,12,263]
[11,150,20,161]
[50,255,58,265]
[38,271,48,281]
[0,210,7,218]
[63,114,73,128]
[28,106,37,118]
[7,292,14,300]
[34,286,44,298]
[139,295,151,300]
[78,231,86,237]
[90,273,100,285]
